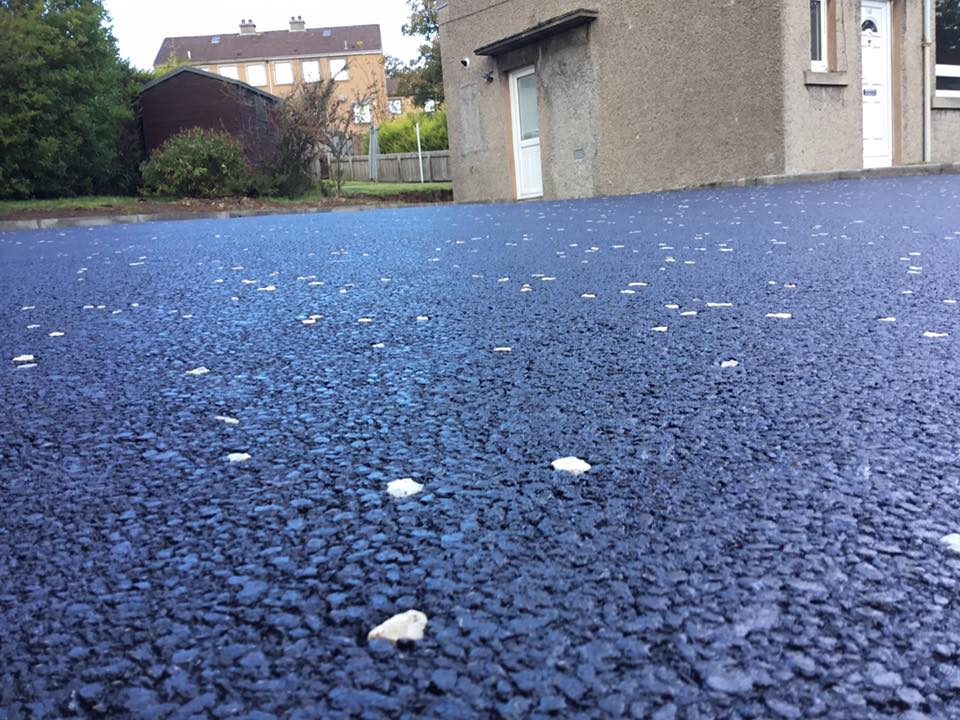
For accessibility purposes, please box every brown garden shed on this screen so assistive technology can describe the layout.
[139,67,280,163]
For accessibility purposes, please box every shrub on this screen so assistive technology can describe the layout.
[141,128,253,198]
[367,110,448,154]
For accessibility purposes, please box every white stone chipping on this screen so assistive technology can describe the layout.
[185,367,210,376]
[923,331,949,338]
[720,360,740,368]
[941,534,960,554]
[227,453,251,463]
[387,478,424,498]
[367,610,428,644]
[214,415,240,425]
[12,355,34,363]
[766,313,792,320]
[551,456,591,475]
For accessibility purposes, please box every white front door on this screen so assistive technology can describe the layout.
[509,66,543,199]
[861,0,893,168]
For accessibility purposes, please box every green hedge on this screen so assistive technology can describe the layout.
[367,110,448,154]
[141,129,253,198]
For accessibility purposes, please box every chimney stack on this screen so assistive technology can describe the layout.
[239,19,256,35]
[289,15,305,32]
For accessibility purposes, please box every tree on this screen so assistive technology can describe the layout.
[398,0,444,108]
[152,52,191,79]
[268,66,379,197]
[0,0,141,198]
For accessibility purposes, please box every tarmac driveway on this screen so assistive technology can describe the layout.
[3,176,960,718]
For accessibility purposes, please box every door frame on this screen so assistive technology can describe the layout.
[860,0,893,168]
[508,65,542,200]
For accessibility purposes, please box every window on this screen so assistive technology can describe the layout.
[245,63,267,87]
[810,0,829,72]
[388,99,403,115]
[198,66,211,73]
[353,101,371,124]
[274,61,293,85]
[329,58,348,81]
[937,0,960,97]
[219,65,239,80]
[302,60,321,83]
[424,99,437,113]
[211,36,221,44]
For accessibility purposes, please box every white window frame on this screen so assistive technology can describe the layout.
[329,58,348,81]
[937,64,960,97]
[245,63,267,87]
[388,98,403,115]
[810,0,829,72]
[274,61,294,85]
[218,64,239,80]
[302,60,321,84]
[936,0,960,98]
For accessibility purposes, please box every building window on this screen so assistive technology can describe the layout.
[246,63,267,87]
[388,99,403,115]
[329,58,348,81]
[810,0,829,72]
[302,60,321,83]
[937,0,960,97]
[274,61,294,85]
[219,64,239,80]
[424,99,437,113]
[353,101,371,124]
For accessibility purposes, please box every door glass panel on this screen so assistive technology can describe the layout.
[517,73,539,141]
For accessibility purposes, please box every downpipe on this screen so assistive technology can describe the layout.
[923,0,933,163]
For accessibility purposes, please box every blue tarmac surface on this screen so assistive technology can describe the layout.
[3,176,960,718]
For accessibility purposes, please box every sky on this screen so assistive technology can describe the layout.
[102,0,422,70]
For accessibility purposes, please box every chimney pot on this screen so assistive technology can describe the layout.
[289,15,306,31]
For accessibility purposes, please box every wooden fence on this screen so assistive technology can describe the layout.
[315,151,451,183]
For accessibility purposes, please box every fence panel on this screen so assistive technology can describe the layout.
[319,151,451,183]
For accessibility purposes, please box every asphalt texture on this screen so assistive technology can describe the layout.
[3,176,960,719]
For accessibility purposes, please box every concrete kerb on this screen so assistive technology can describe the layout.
[0,202,445,233]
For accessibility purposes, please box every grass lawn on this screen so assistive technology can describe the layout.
[0,182,453,220]
[339,181,452,196]
[0,195,147,217]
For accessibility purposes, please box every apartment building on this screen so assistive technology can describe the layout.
[154,17,388,123]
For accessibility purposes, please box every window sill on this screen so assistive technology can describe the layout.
[804,70,848,87]
[932,96,960,110]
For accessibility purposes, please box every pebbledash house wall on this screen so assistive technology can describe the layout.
[440,0,960,204]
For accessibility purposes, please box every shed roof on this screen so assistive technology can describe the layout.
[154,24,382,67]
[140,66,281,103]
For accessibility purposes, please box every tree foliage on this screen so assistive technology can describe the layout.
[0,0,142,198]
[397,0,444,109]
[366,110,448,154]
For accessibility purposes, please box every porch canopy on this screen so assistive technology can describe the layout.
[474,8,599,57]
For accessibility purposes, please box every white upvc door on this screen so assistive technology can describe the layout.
[509,66,543,199]
[861,0,893,169]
